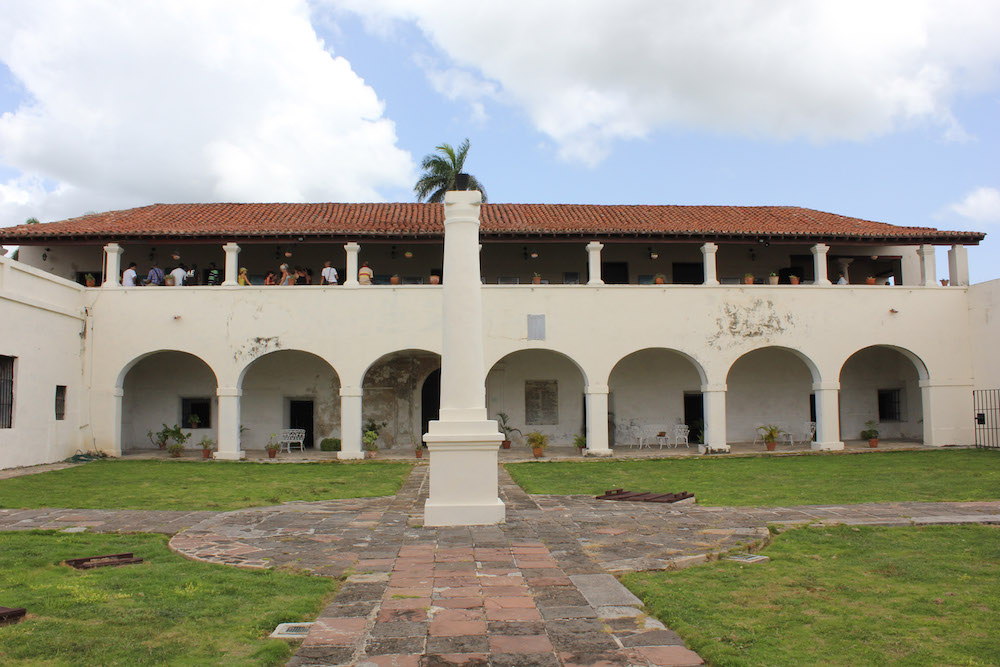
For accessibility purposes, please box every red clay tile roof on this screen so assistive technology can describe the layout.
[0,202,984,245]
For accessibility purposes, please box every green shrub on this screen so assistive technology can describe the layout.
[320,437,341,452]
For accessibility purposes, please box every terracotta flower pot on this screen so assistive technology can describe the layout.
[789,276,800,285]
[415,448,424,459]
[744,276,754,285]
[866,277,876,285]
[654,277,664,285]
[532,446,543,458]
[532,276,541,285]
[501,440,511,449]
[390,276,400,285]
[765,441,776,451]
[429,275,440,285]
[365,450,376,459]
[768,276,779,285]
[202,449,212,459]
[868,438,879,448]
[267,449,277,458]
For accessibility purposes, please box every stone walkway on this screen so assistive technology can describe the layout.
[2,464,999,666]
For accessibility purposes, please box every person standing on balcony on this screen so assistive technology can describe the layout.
[169,263,187,287]
[279,263,294,286]
[264,270,278,285]
[122,262,138,287]
[359,261,374,285]
[186,263,200,285]
[146,262,165,286]
[238,267,250,285]
[206,262,221,285]
[836,273,848,285]
[321,260,338,285]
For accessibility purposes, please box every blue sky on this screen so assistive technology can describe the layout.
[1,1,998,281]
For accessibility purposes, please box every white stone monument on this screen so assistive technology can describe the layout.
[423,188,505,526]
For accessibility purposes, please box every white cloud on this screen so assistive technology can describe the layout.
[327,0,1000,165]
[949,187,1000,226]
[0,0,414,225]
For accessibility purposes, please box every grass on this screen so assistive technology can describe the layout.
[0,531,336,666]
[622,524,1000,666]
[506,449,1000,506]
[0,460,413,511]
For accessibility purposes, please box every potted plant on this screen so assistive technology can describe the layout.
[84,273,96,287]
[861,420,879,448]
[167,442,185,458]
[198,436,214,459]
[188,413,201,429]
[865,276,877,285]
[744,273,754,285]
[789,275,800,285]
[525,431,549,458]
[414,443,424,459]
[147,425,170,450]
[496,412,521,449]
[390,274,400,285]
[756,424,784,451]
[265,434,280,458]
[768,272,779,285]
[653,273,666,285]
[164,423,191,451]
[531,272,542,285]
[429,274,440,285]
[363,430,379,458]
[940,279,949,286]
[573,434,587,454]
[320,437,341,452]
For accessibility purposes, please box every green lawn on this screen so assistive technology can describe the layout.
[0,531,335,666]
[0,460,413,511]
[506,449,1000,506]
[623,524,1000,667]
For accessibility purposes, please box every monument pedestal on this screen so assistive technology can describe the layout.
[423,415,504,526]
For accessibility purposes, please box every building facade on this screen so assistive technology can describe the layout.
[0,200,995,469]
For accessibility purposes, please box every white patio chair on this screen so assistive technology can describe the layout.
[673,424,690,448]
[278,428,306,453]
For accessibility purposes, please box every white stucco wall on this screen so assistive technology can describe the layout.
[608,349,702,442]
[0,257,86,468]
[969,279,1000,390]
[839,347,923,440]
[726,348,814,443]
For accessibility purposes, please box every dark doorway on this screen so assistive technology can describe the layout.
[601,262,629,284]
[420,369,441,443]
[684,392,704,443]
[672,263,702,285]
[289,400,314,449]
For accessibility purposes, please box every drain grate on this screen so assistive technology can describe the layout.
[270,622,314,640]
[64,553,143,570]
[727,554,770,564]
[595,488,695,503]
[0,606,27,626]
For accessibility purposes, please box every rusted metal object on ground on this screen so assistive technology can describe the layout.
[64,552,143,570]
[596,488,694,503]
[0,606,27,626]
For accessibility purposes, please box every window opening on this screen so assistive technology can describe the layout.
[181,398,211,429]
[55,385,67,421]
[0,356,13,428]
[877,388,903,422]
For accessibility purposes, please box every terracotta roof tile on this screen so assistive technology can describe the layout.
[0,202,984,244]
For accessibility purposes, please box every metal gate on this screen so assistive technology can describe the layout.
[973,389,1000,448]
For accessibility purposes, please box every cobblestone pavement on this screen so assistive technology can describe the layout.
[2,464,998,666]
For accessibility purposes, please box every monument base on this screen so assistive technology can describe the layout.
[214,451,246,461]
[811,441,845,451]
[424,498,506,527]
[423,418,505,526]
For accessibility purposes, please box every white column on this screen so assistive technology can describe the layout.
[948,245,969,287]
[836,257,854,284]
[222,243,241,286]
[344,242,360,287]
[424,189,504,527]
[215,387,245,460]
[110,387,124,456]
[701,243,719,286]
[586,241,604,286]
[103,243,123,287]
[701,384,730,453]
[339,386,363,460]
[811,243,831,285]
[585,384,611,456]
[811,382,844,451]
[918,244,936,287]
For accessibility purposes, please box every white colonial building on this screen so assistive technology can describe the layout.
[1,198,997,470]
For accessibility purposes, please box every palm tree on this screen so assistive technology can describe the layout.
[414,138,487,203]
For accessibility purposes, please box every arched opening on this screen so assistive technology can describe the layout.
[121,351,218,450]
[486,349,586,446]
[421,368,441,440]
[362,350,441,451]
[239,350,340,451]
[839,346,925,443]
[608,348,706,447]
[726,347,817,444]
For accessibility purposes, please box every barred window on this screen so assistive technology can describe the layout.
[0,356,13,428]
[55,385,67,421]
[182,398,211,429]
[878,388,903,422]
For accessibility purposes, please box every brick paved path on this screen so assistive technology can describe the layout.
[2,464,998,666]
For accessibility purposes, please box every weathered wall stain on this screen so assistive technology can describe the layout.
[363,351,440,450]
[234,336,281,363]
[708,299,794,349]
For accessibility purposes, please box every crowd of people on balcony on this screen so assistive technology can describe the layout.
[120,260,348,287]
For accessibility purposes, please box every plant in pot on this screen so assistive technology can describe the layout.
[84,273,96,287]
[861,420,879,448]
[653,273,666,285]
[525,431,549,458]
[429,274,440,285]
[496,412,521,449]
[198,436,214,459]
[187,413,201,429]
[865,276,876,285]
[167,441,185,458]
[164,423,191,452]
[768,272,779,285]
[744,272,754,285]
[265,433,280,458]
[756,424,784,452]
[320,437,341,452]
[147,425,170,450]
[572,433,587,454]
[789,275,800,285]
[390,274,400,285]
[362,430,379,458]
[531,272,542,285]
[414,441,425,459]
